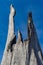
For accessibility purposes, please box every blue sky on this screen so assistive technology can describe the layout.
[0,0,43,63]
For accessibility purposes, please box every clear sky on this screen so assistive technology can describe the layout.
[0,0,43,63]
